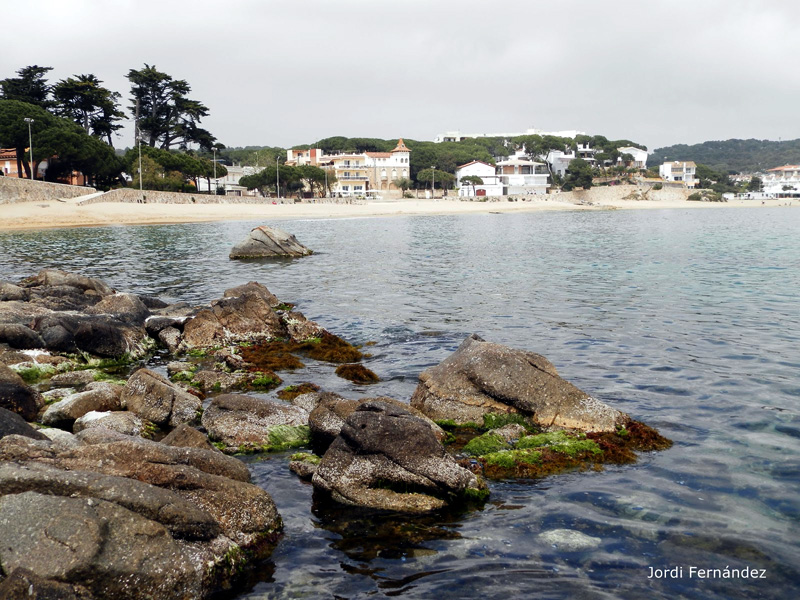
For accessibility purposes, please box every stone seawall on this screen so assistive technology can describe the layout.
[0,177,97,204]
[80,188,271,205]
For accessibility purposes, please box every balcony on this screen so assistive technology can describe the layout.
[338,175,369,180]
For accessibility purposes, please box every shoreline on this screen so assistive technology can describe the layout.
[0,190,791,232]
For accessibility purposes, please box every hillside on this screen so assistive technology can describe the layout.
[648,138,800,173]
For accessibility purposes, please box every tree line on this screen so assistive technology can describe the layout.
[0,65,223,190]
[649,138,800,174]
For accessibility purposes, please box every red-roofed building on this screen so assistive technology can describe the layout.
[763,165,800,197]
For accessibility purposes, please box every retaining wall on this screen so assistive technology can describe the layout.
[0,177,97,204]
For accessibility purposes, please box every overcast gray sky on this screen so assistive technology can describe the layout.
[5,0,799,151]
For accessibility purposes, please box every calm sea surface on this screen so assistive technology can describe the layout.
[1,206,799,599]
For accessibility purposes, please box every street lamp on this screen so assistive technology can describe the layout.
[276,156,280,199]
[23,118,34,179]
[212,147,218,195]
[136,125,143,199]
[431,165,436,198]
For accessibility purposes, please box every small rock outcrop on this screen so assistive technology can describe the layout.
[229,225,313,259]
[0,364,42,421]
[410,334,628,432]
[41,382,123,430]
[121,368,201,429]
[201,394,309,453]
[312,401,486,512]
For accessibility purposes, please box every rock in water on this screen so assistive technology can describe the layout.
[410,334,628,432]
[230,225,313,259]
[312,401,486,512]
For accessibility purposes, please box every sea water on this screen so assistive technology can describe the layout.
[1,206,798,599]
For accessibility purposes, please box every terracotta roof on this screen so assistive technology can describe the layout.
[767,165,800,171]
[366,152,392,158]
[391,138,410,153]
[456,160,494,170]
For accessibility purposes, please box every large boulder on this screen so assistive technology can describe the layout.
[0,363,41,421]
[0,323,44,350]
[73,410,149,437]
[312,401,486,512]
[410,334,628,432]
[21,268,114,296]
[181,291,285,349]
[202,394,309,453]
[121,368,201,428]
[41,382,123,430]
[30,312,147,358]
[229,225,313,259]
[84,292,151,324]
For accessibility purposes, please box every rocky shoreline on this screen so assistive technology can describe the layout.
[0,268,670,599]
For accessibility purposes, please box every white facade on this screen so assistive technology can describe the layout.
[455,160,503,197]
[545,150,576,178]
[496,154,549,195]
[659,161,697,188]
[763,165,800,197]
[616,146,649,169]
[434,128,585,143]
[318,139,411,196]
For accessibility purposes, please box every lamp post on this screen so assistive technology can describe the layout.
[276,157,280,199]
[324,168,328,198]
[212,147,217,195]
[136,125,143,199]
[23,118,34,179]
[431,165,436,199]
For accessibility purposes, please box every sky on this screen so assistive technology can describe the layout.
[4,0,799,152]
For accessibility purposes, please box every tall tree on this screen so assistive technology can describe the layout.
[127,64,216,150]
[0,66,52,107]
[52,74,125,145]
[562,158,594,191]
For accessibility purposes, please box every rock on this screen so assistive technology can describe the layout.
[202,393,309,453]
[161,423,219,452]
[309,393,446,452]
[73,410,149,437]
[224,281,280,307]
[281,310,326,342]
[0,363,41,421]
[145,315,185,337]
[0,567,83,600]
[0,323,45,350]
[190,369,258,393]
[22,268,114,296]
[0,492,203,600]
[229,225,313,259]
[0,406,48,441]
[492,423,528,443]
[158,326,182,353]
[181,291,284,349]
[37,427,83,450]
[291,391,323,413]
[538,528,602,551]
[166,361,195,378]
[410,334,628,433]
[41,382,123,430]
[312,401,486,512]
[121,368,201,428]
[50,369,98,386]
[289,452,320,480]
[84,292,151,324]
[0,350,29,365]
[72,316,147,358]
[0,281,29,302]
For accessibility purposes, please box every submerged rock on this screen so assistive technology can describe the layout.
[229,225,313,259]
[411,334,628,432]
[312,401,486,512]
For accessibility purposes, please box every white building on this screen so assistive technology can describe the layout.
[220,165,262,196]
[316,138,412,197]
[434,128,585,143]
[763,165,800,198]
[496,153,549,195]
[455,160,503,197]
[659,161,697,188]
[616,146,649,169]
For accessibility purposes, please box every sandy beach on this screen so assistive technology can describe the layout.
[0,186,788,231]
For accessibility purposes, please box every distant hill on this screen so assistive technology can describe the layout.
[648,138,800,173]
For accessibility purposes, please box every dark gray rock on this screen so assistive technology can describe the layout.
[161,423,219,452]
[84,292,150,324]
[410,334,628,432]
[21,268,114,296]
[145,315,185,337]
[0,406,48,441]
[223,281,280,306]
[0,323,45,350]
[158,326,182,353]
[312,401,485,512]
[0,363,41,421]
[0,281,29,302]
[0,567,85,600]
[229,225,312,259]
